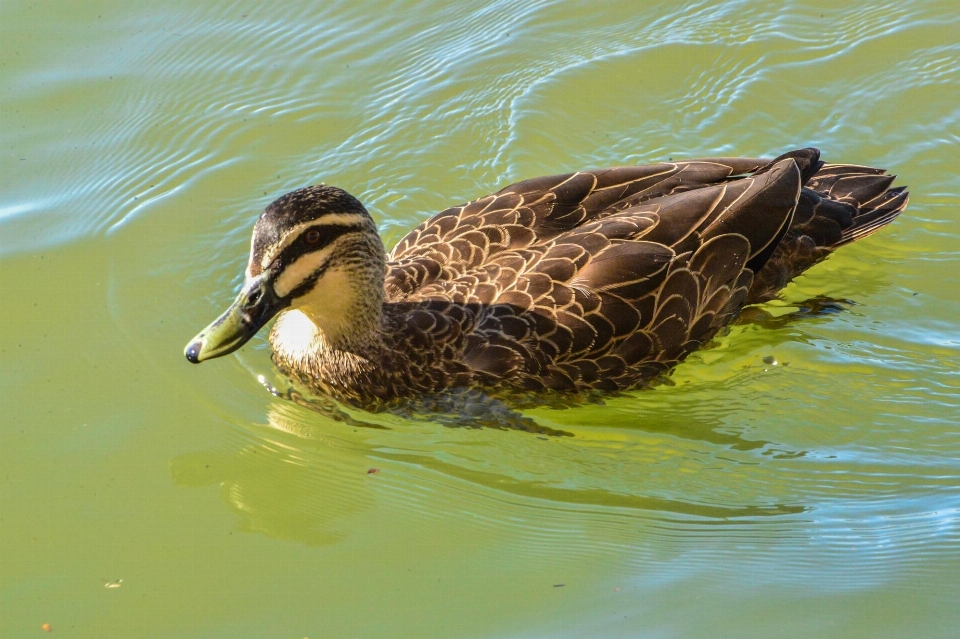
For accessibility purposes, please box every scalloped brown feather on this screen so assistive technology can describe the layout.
[274,148,907,404]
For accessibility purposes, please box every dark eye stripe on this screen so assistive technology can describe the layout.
[287,261,331,300]
[274,223,362,268]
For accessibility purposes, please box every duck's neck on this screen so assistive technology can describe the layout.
[269,264,387,372]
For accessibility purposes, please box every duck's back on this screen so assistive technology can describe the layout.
[382,148,906,392]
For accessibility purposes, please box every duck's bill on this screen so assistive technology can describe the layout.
[184,275,288,363]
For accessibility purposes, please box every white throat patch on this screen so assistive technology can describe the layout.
[272,266,360,352]
[271,309,321,360]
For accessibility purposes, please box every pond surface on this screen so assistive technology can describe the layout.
[2,1,959,637]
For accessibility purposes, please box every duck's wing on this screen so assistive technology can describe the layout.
[385,157,767,299]
[447,158,804,390]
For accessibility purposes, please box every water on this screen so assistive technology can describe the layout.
[2,1,958,637]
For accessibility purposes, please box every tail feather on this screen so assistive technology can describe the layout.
[810,163,887,178]
[838,189,908,246]
[832,173,896,204]
[859,179,901,207]
[745,151,908,303]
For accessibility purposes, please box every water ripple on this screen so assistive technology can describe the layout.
[4,2,959,632]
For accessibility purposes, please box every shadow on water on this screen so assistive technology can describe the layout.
[602,294,858,454]
[260,377,576,437]
[264,373,799,453]
[736,295,855,330]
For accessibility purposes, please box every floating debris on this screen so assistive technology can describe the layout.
[762,355,778,366]
[366,468,380,475]
[41,623,52,632]
[104,578,123,589]
[553,583,565,588]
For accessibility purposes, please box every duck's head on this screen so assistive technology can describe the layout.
[184,185,385,364]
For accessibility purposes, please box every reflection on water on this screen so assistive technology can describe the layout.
[170,413,372,547]
[165,388,960,611]
[172,399,809,548]
[261,377,575,436]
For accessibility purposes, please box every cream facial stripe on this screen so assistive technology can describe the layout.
[258,213,368,270]
[272,242,340,298]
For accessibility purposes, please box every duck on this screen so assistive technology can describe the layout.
[184,148,907,408]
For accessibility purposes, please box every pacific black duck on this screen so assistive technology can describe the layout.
[185,148,907,407]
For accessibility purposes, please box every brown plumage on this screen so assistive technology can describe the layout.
[186,148,908,408]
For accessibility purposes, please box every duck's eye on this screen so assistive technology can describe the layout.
[304,229,321,245]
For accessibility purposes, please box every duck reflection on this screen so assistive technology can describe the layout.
[170,401,374,546]
[171,387,807,548]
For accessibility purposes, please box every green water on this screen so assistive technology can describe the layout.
[2,0,958,637]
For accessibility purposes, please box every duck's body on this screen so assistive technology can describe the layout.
[186,148,907,408]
